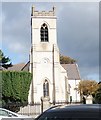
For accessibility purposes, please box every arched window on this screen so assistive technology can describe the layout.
[43,80,49,97]
[40,23,48,42]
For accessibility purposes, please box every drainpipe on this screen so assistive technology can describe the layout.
[53,44,56,105]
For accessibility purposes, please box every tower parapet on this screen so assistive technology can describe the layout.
[31,6,56,16]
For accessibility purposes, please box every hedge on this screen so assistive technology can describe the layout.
[0,71,32,111]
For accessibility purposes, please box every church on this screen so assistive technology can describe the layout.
[28,6,81,105]
[5,6,81,106]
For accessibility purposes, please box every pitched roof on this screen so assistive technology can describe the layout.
[8,63,25,71]
[61,64,81,80]
[21,61,30,71]
[6,62,81,80]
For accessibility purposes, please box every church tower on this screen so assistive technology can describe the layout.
[28,6,68,104]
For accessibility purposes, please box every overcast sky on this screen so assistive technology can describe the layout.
[1,2,99,81]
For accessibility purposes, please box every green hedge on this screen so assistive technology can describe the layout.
[0,71,32,111]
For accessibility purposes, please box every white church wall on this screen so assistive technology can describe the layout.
[28,49,68,104]
[32,53,53,103]
[52,64,68,102]
[59,65,68,101]
[68,79,81,102]
[55,65,63,101]
[32,56,68,103]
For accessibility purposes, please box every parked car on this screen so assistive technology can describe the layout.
[35,104,101,120]
[0,108,34,120]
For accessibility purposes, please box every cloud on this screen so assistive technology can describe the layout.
[2,2,31,63]
[57,3,99,65]
[8,42,25,52]
[57,3,99,80]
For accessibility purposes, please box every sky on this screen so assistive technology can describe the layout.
[1,2,99,82]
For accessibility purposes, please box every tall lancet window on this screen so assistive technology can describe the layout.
[40,23,48,42]
[43,80,49,97]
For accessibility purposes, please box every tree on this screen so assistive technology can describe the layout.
[77,80,98,97]
[60,54,76,64]
[94,83,101,103]
[0,50,12,69]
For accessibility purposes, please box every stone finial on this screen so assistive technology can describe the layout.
[53,6,56,12]
[31,5,35,16]
[53,6,56,15]
[32,5,35,11]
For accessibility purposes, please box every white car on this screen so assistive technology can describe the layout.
[0,108,34,120]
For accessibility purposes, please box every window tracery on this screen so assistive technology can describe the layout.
[40,23,48,42]
[43,80,49,97]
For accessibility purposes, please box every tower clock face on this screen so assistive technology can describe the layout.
[42,58,49,63]
[44,58,48,63]
[44,59,47,63]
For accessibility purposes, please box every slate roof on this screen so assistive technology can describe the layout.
[8,63,26,71]
[2,62,81,80]
[61,64,81,80]
[21,61,30,71]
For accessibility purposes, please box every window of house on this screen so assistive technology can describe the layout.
[43,80,49,97]
[40,23,48,42]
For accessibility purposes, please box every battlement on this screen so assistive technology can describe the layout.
[31,6,56,16]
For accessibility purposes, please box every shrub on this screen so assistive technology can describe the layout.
[1,71,32,111]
